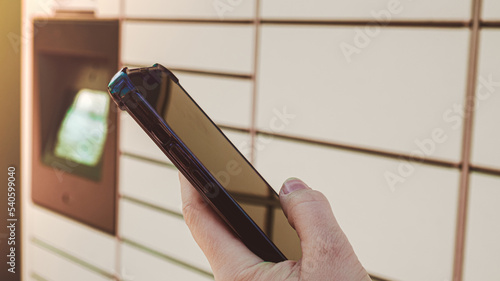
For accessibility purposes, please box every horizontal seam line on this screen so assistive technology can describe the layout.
[261,19,471,28]
[257,130,460,169]
[30,272,50,281]
[120,238,214,278]
[368,273,394,281]
[120,151,176,168]
[121,128,462,169]
[122,63,253,80]
[123,17,473,28]
[480,20,500,27]
[120,195,184,219]
[124,17,252,24]
[469,164,500,177]
[31,237,116,280]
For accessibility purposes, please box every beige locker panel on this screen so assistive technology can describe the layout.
[121,243,214,281]
[257,26,468,162]
[463,173,500,281]
[261,0,471,20]
[32,205,116,273]
[471,30,500,170]
[124,0,255,20]
[122,22,254,75]
[119,199,212,272]
[255,136,459,281]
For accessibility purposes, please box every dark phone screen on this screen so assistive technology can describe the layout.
[130,70,301,260]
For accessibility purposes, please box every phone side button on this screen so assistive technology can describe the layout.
[191,170,213,194]
[169,144,190,168]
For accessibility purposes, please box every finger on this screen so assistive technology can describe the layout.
[279,178,360,275]
[179,173,262,279]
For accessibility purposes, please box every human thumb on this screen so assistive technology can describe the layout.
[279,178,370,280]
[279,178,341,247]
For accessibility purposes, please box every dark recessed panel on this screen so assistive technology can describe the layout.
[32,18,119,235]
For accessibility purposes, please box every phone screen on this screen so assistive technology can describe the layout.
[55,89,109,167]
[130,70,301,260]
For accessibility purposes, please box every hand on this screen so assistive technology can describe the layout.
[180,174,372,281]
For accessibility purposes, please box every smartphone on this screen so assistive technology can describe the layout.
[108,64,300,262]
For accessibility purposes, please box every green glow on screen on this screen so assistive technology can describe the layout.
[54,89,110,167]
